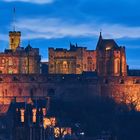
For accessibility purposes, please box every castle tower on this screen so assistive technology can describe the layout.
[9,8,21,51]
[9,31,21,51]
[96,32,127,76]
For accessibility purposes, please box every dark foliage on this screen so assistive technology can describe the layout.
[49,96,140,140]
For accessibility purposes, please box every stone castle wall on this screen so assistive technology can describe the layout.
[0,74,140,109]
[0,74,100,104]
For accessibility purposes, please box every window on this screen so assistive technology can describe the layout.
[119,79,124,84]
[20,109,25,123]
[8,59,13,66]
[13,76,19,81]
[32,108,37,123]
[30,76,35,81]
[133,79,139,84]
[63,61,68,68]
[2,59,5,64]
[50,64,54,68]
[87,57,93,71]
[11,38,14,43]
[8,69,13,74]
[114,59,120,74]
[105,45,112,51]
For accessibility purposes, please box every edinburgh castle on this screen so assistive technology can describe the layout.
[0,28,140,114]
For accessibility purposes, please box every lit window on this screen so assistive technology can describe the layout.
[42,108,46,116]
[8,59,13,66]
[32,108,37,123]
[20,109,25,123]
[43,118,51,129]
[106,46,112,51]
[8,69,13,74]
[2,59,5,64]
[50,117,56,126]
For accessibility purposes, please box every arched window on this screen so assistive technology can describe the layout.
[114,59,120,74]
[56,61,61,73]
[62,61,68,74]
[63,61,68,68]
[87,57,93,71]
[8,59,13,66]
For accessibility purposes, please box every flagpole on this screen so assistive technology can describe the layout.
[13,7,16,31]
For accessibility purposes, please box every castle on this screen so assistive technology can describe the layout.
[49,32,127,76]
[0,29,139,114]
[0,31,40,74]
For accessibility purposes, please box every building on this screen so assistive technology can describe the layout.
[12,98,48,140]
[49,43,96,74]
[96,33,127,76]
[0,28,139,111]
[48,32,127,76]
[0,31,41,74]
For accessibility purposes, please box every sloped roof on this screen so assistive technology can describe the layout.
[96,33,119,50]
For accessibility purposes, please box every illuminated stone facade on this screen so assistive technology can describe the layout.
[96,33,127,76]
[49,33,127,76]
[0,31,41,74]
[49,44,96,74]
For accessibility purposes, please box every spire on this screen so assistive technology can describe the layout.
[26,41,32,51]
[96,31,103,50]
[99,29,102,40]
[9,7,21,51]
[13,7,16,31]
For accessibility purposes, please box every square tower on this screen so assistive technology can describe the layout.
[9,31,21,51]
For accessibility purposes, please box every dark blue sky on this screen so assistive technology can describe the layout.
[0,0,140,68]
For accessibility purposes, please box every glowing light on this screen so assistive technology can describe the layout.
[42,108,47,116]
[50,117,56,126]
[32,108,37,123]
[43,118,51,129]
[54,127,72,138]
[106,46,111,50]
[20,109,25,123]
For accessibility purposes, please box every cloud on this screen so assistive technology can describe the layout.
[2,0,54,4]
[15,18,98,40]
[14,17,140,41]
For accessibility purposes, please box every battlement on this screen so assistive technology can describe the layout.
[9,31,21,36]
